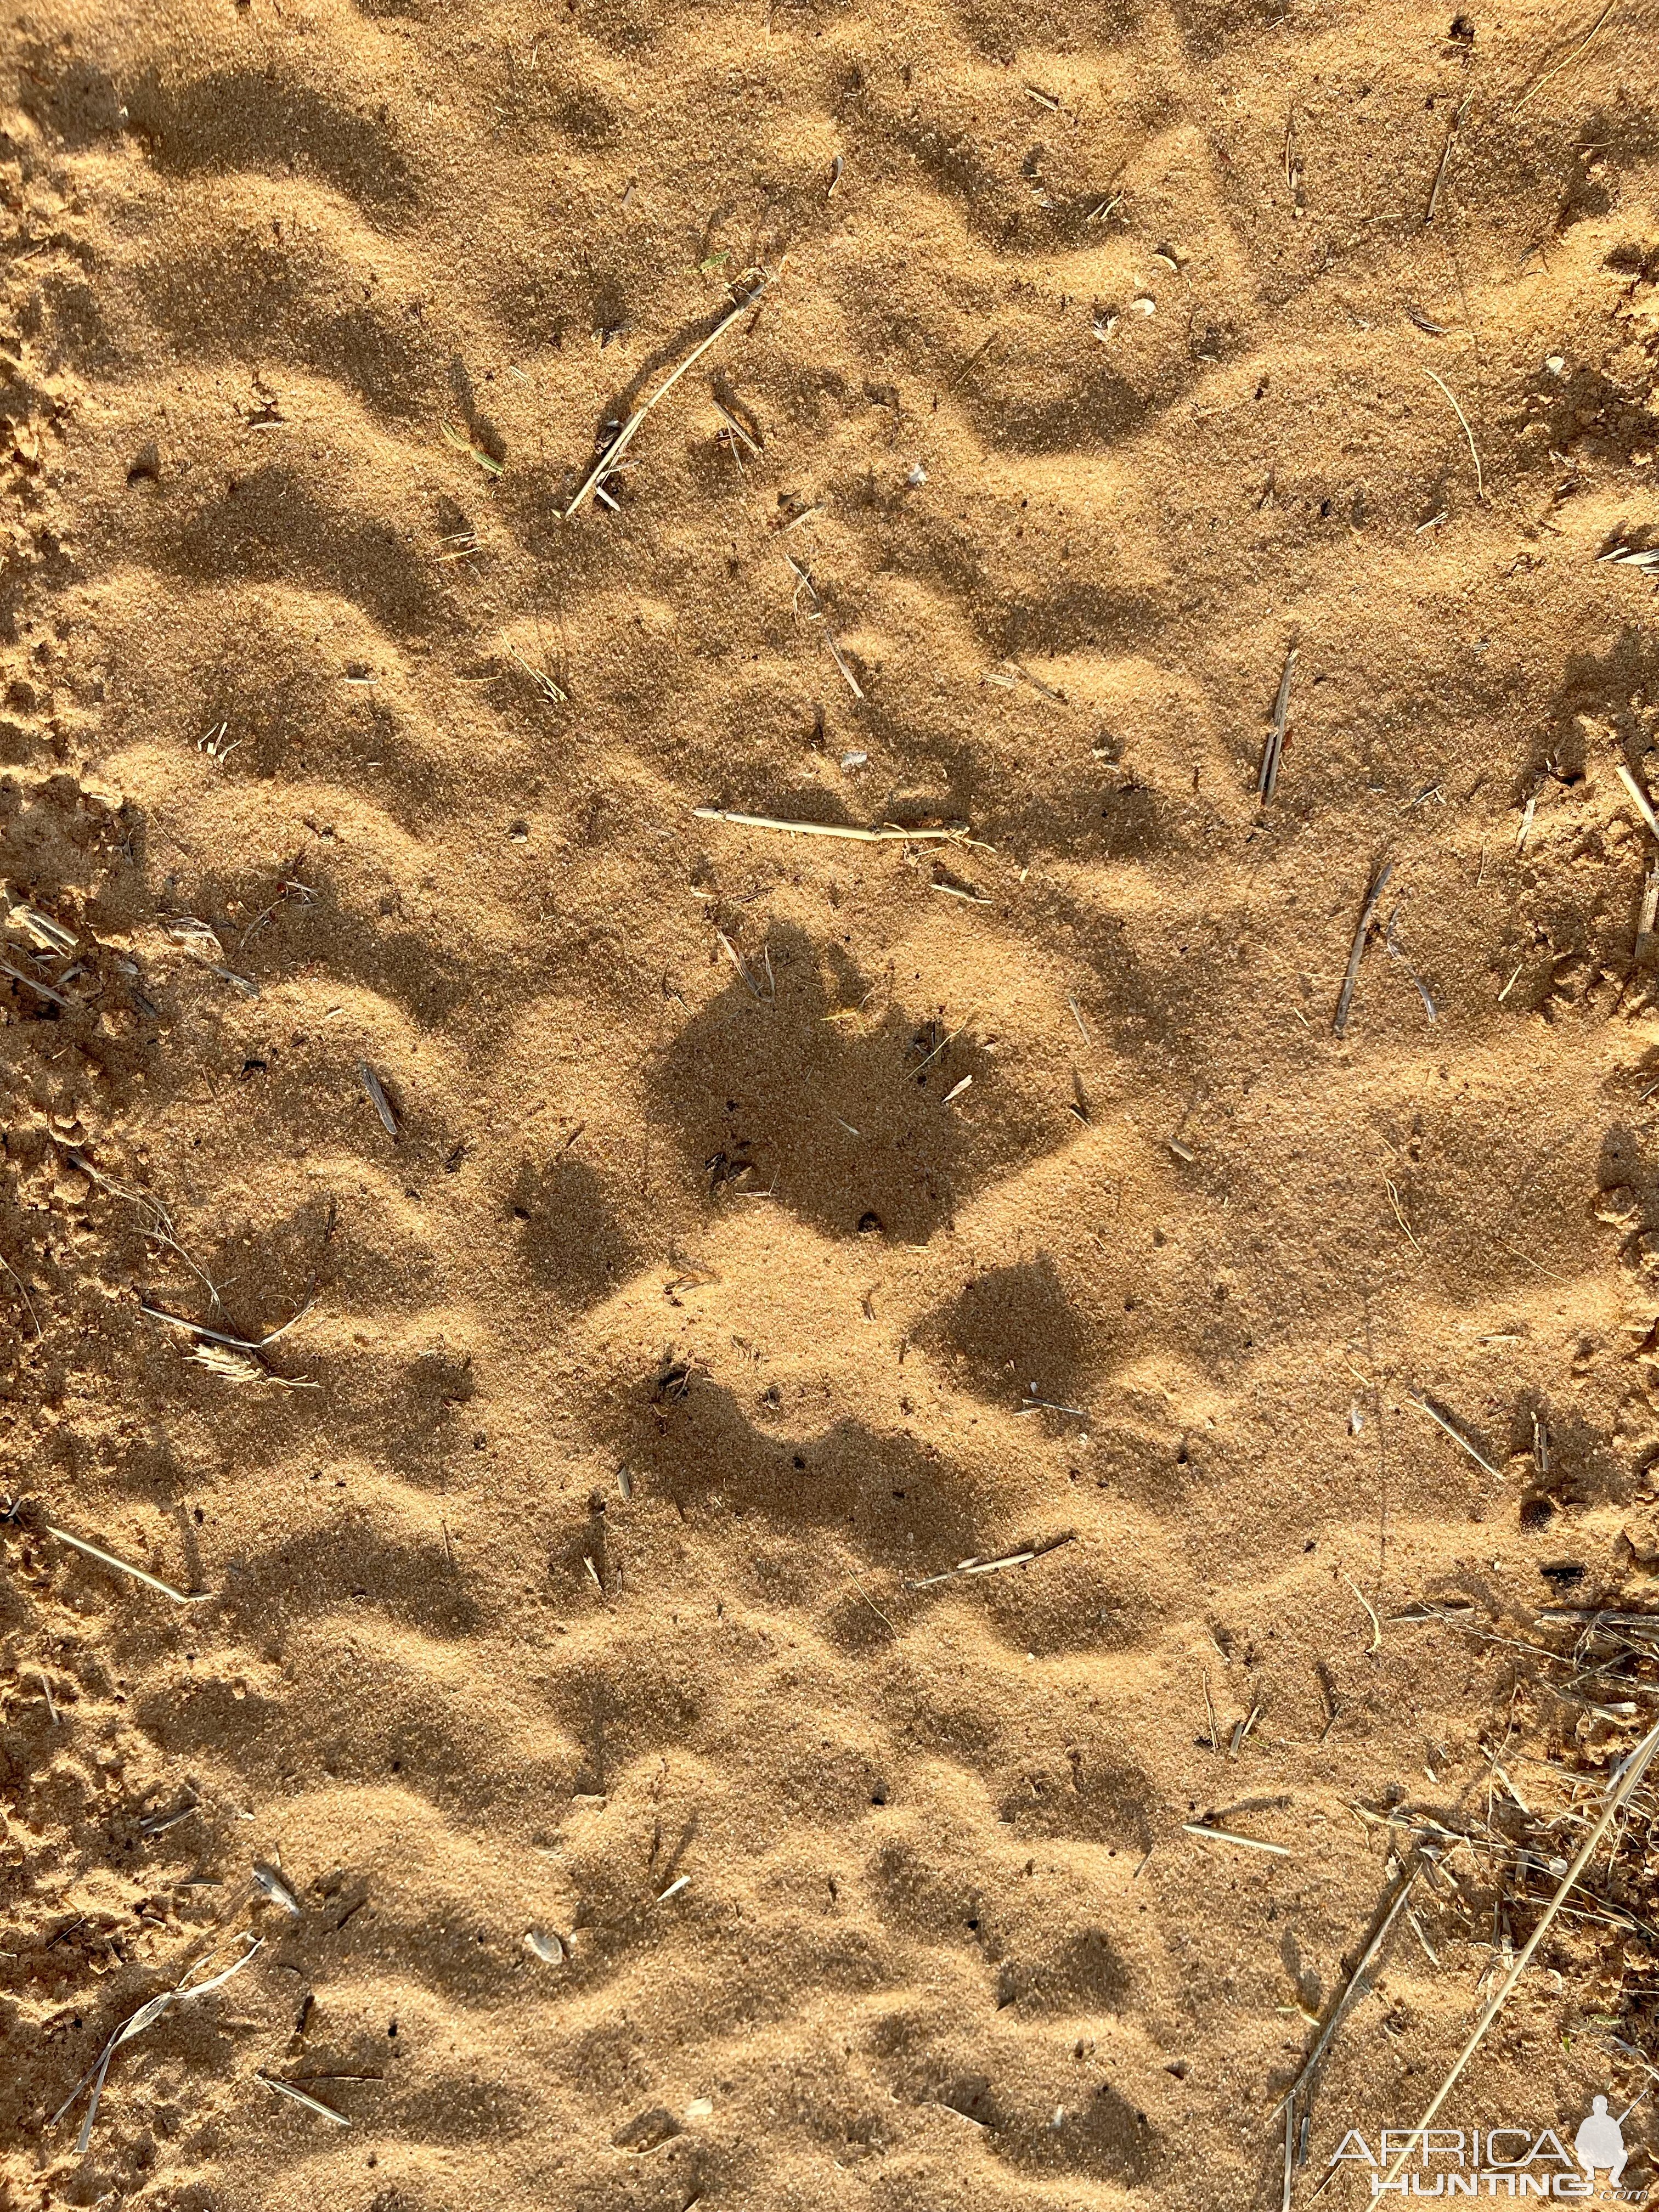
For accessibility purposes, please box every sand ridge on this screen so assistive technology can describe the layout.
[2,0,1659,2206]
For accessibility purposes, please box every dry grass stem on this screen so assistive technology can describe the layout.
[1274,1865,1418,2115]
[506,641,567,706]
[251,1860,302,1916]
[60,1147,218,1306]
[1182,1823,1290,1857]
[188,1341,319,1390]
[1334,860,1394,1036]
[1344,1572,1383,1654]
[1600,543,1659,577]
[1259,645,1297,802]
[441,420,503,476]
[1424,368,1485,500]
[53,1934,263,2152]
[1386,1175,1423,1254]
[359,1062,399,1138]
[1378,1715,1659,2190]
[1,955,71,1008]
[140,1301,313,1354]
[1424,94,1470,227]
[906,1534,1074,1590]
[1,1249,41,1338]
[693,807,966,845]
[825,630,865,698]
[985,659,1067,703]
[1511,0,1616,116]
[565,278,769,519]
[4,900,76,953]
[259,2073,351,2126]
[1408,1395,1503,1480]
[1616,763,1659,839]
[47,1524,211,1605]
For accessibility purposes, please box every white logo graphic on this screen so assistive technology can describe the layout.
[1329,2099,1642,2197]
[1575,2100,1628,2190]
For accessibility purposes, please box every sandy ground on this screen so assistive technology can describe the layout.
[2,0,1659,2207]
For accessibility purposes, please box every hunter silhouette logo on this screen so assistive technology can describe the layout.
[1575,2100,1628,2191]
[1330,2096,1645,2197]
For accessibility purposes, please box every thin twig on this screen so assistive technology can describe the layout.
[564,278,769,519]
[1377,1716,1659,2191]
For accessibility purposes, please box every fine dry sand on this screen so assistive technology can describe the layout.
[3,1,1659,2208]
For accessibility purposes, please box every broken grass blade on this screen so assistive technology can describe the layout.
[252,1860,302,1916]
[359,1062,398,1139]
[825,630,865,700]
[906,1535,1072,1590]
[55,1935,263,2151]
[1,956,71,1009]
[47,1525,211,1605]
